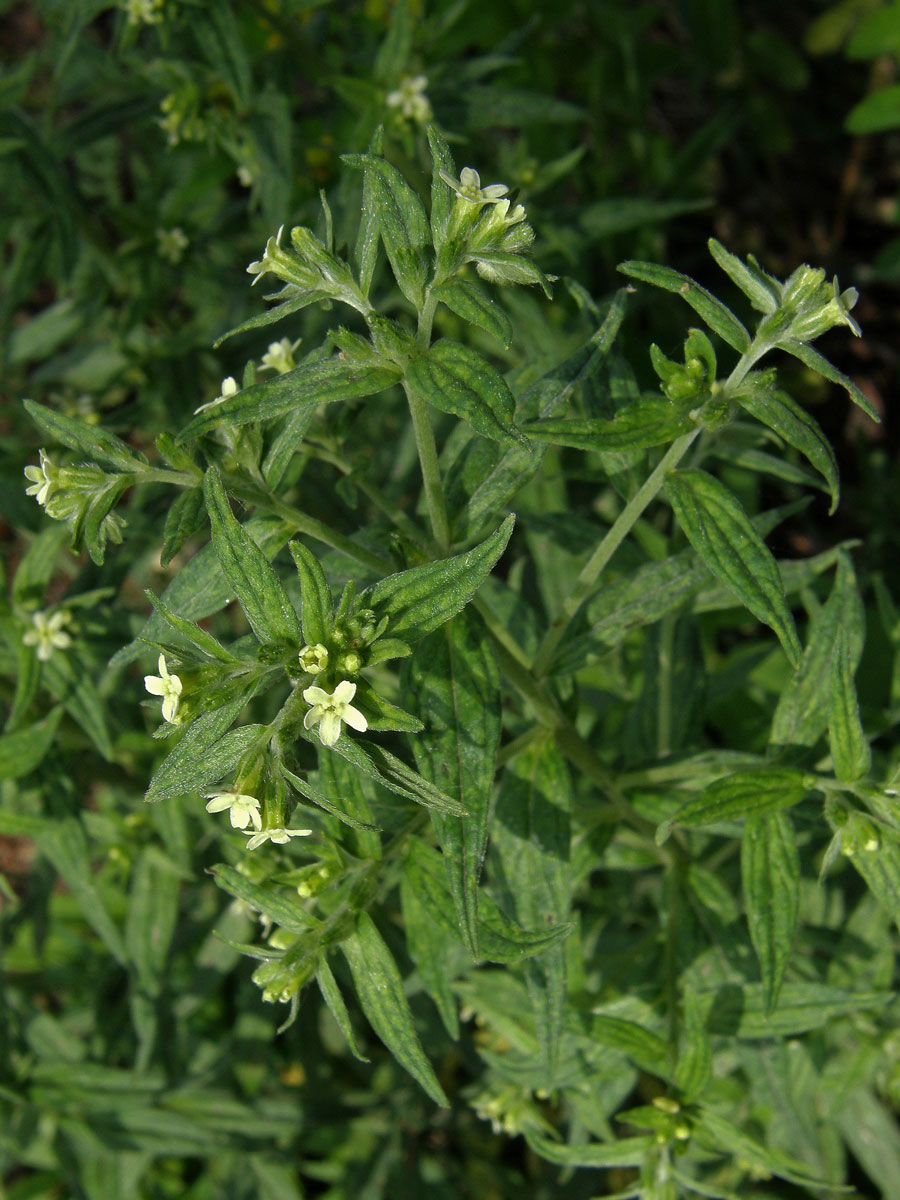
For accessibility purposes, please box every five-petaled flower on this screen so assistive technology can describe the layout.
[302,679,367,747]
[299,643,329,674]
[24,449,59,508]
[144,653,183,723]
[386,75,432,123]
[23,609,72,662]
[245,825,312,851]
[439,167,509,204]
[194,375,238,415]
[261,337,302,375]
[205,791,262,831]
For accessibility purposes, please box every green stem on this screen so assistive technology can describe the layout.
[656,613,676,758]
[403,380,451,553]
[532,429,700,677]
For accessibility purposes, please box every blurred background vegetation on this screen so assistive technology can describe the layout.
[2,1,900,1196]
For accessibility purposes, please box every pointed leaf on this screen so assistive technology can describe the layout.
[829,623,871,782]
[666,468,802,664]
[316,958,370,1062]
[23,400,148,472]
[617,260,751,352]
[404,611,501,956]
[204,467,301,647]
[525,1133,655,1169]
[524,398,693,452]
[0,708,62,780]
[742,810,800,1014]
[365,514,514,640]
[659,769,811,842]
[288,541,333,645]
[406,339,520,444]
[341,912,448,1105]
[707,238,780,313]
[432,279,513,347]
[778,339,879,421]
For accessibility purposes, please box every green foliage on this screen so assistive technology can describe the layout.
[3,3,898,1198]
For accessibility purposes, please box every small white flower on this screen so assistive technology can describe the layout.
[144,653,183,723]
[439,166,509,204]
[302,679,368,747]
[260,337,302,375]
[237,165,254,188]
[157,226,189,264]
[386,75,432,123]
[194,375,238,415]
[23,609,72,662]
[299,643,329,673]
[245,825,313,851]
[24,449,58,508]
[205,791,262,831]
[247,224,285,284]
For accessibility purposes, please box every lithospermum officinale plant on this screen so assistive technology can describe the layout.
[17,123,900,1196]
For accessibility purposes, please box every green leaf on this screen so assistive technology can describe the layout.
[160,488,206,567]
[316,958,370,1062]
[353,127,383,296]
[617,260,751,352]
[145,591,240,664]
[204,467,301,648]
[282,766,380,831]
[666,468,802,664]
[771,552,864,748]
[524,398,693,452]
[404,611,501,957]
[23,400,148,472]
[845,84,900,134]
[742,810,800,1014]
[524,1132,654,1169]
[735,381,839,513]
[352,681,422,733]
[399,871,460,1038]
[38,817,126,964]
[263,407,316,490]
[829,623,871,782]
[340,912,448,1106]
[694,1108,844,1190]
[702,982,893,1038]
[328,736,464,816]
[210,864,317,935]
[342,153,428,308]
[178,358,400,441]
[658,769,811,842]
[492,738,572,1082]
[675,988,713,1101]
[581,196,711,239]
[288,541,333,645]
[0,708,61,780]
[43,653,112,760]
[589,1015,668,1077]
[427,124,456,259]
[12,524,69,606]
[406,339,521,444]
[213,291,321,348]
[466,250,553,296]
[431,279,513,348]
[365,514,514,640]
[459,293,627,538]
[125,850,179,1064]
[110,517,293,669]
[777,339,879,421]
[707,238,780,313]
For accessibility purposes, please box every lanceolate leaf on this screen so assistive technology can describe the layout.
[23,399,148,472]
[406,339,520,444]
[400,873,460,1039]
[658,768,811,842]
[365,514,514,640]
[831,810,900,934]
[524,397,693,452]
[492,739,572,1082]
[742,810,800,1014]
[666,468,802,665]
[177,358,400,441]
[204,467,301,648]
[288,541,333,645]
[617,260,751,352]
[524,1133,655,1169]
[327,735,464,816]
[734,380,839,513]
[708,238,780,313]
[316,958,369,1063]
[0,708,62,780]
[829,623,871,782]
[771,552,864,748]
[341,912,448,1106]
[777,339,879,421]
[431,279,513,348]
[404,611,501,957]
[701,982,892,1038]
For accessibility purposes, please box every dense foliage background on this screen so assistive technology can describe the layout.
[3,1,900,1197]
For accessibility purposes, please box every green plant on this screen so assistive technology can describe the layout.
[7,104,900,1197]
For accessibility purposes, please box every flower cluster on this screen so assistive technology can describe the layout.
[386,75,432,123]
[260,337,302,375]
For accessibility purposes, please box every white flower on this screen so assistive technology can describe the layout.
[24,449,58,508]
[247,224,285,284]
[237,165,254,188]
[144,653,183,723]
[157,226,189,264]
[23,609,72,662]
[245,825,313,851]
[386,75,432,123]
[123,0,164,24]
[298,643,329,673]
[205,791,262,831]
[194,375,238,415]
[302,679,367,747]
[439,166,509,204]
[260,337,301,375]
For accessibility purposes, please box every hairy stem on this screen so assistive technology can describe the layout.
[403,380,451,553]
